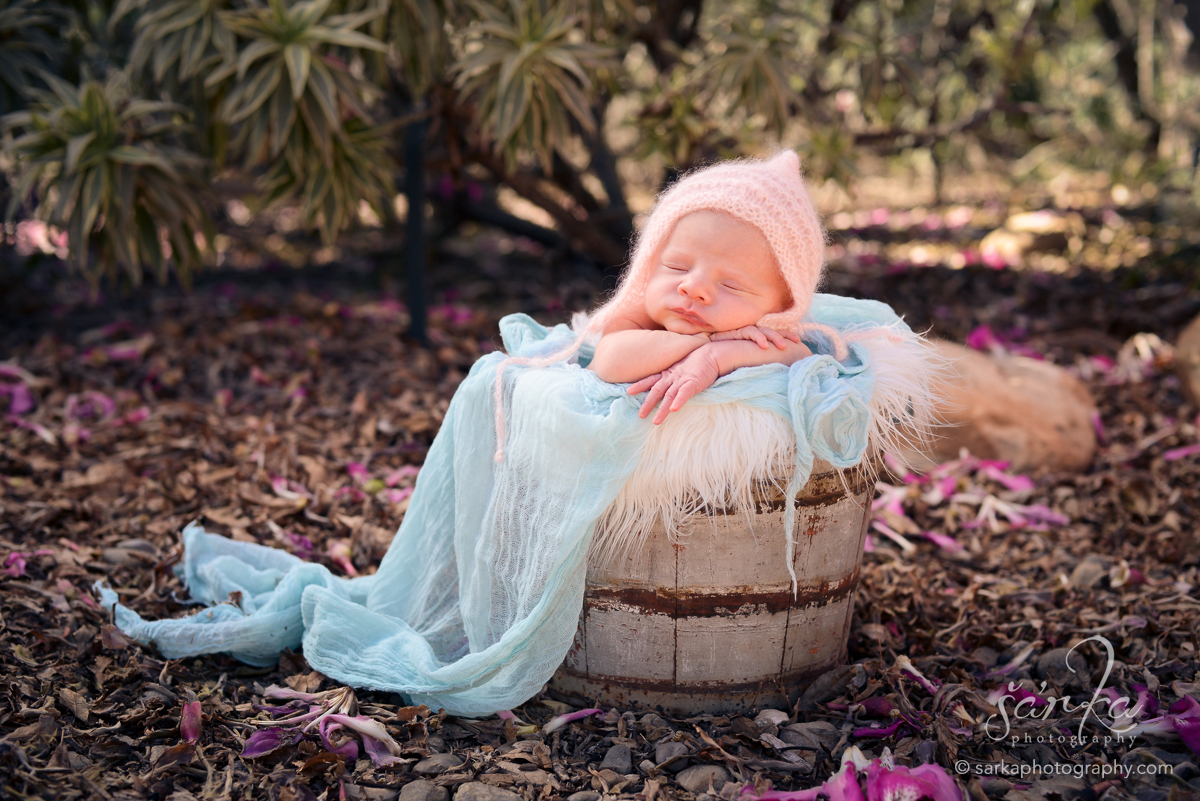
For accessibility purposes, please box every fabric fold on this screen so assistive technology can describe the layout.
[96,294,913,717]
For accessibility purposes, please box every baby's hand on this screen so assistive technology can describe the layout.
[627,347,721,425]
[709,325,800,350]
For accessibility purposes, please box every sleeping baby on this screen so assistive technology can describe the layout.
[583,150,830,423]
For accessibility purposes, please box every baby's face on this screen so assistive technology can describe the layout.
[643,211,790,335]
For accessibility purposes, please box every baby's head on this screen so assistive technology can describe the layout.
[590,150,825,335]
[643,209,790,334]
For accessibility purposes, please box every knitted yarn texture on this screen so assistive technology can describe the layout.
[587,149,826,335]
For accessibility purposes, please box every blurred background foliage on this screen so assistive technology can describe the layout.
[1,0,1198,322]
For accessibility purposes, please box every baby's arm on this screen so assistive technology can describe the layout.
[589,328,710,384]
[629,337,813,424]
[709,337,812,373]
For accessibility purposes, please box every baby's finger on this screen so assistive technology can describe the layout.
[749,328,769,349]
[669,379,701,411]
[764,329,788,349]
[653,384,682,425]
[639,378,671,418]
[627,373,662,395]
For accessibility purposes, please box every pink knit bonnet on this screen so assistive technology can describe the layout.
[585,149,826,336]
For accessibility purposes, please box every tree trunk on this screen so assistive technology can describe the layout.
[405,112,429,347]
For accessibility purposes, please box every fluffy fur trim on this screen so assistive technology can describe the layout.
[590,321,940,563]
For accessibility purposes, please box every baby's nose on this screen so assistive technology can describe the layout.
[678,275,712,302]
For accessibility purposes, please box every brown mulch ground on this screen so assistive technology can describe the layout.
[1,226,1199,801]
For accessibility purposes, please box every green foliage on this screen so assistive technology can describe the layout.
[117,0,237,86]
[454,0,615,171]
[207,0,391,244]
[0,0,1195,282]
[701,14,797,135]
[0,0,60,115]
[2,72,211,289]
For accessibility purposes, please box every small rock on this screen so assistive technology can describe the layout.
[591,769,624,792]
[1070,555,1110,590]
[639,713,669,729]
[754,709,789,729]
[425,735,447,753]
[414,753,464,775]
[401,782,449,801]
[598,743,632,774]
[676,765,731,794]
[343,785,399,801]
[567,793,600,801]
[895,340,1097,473]
[655,741,690,772]
[455,784,520,801]
[638,760,657,773]
[1036,648,1090,689]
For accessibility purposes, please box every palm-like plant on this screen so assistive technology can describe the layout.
[116,0,237,86]
[2,72,211,289]
[0,0,60,116]
[454,0,615,171]
[204,0,393,243]
[701,14,798,135]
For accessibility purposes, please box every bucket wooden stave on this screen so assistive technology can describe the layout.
[549,460,873,715]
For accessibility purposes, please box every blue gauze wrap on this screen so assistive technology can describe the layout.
[96,293,904,717]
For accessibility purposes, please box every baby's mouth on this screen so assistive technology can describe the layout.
[671,307,707,327]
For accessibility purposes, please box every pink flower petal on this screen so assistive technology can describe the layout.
[866,760,964,801]
[242,727,303,758]
[986,682,1048,708]
[3,552,28,578]
[181,701,203,743]
[966,325,1002,352]
[346,462,370,482]
[542,708,602,735]
[922,530,963,552]
[120,407,150,425]
[383,487,414,504]
[979,466,1034,492]
[327,540,358,576]
[1164,443,1200,461]
[857,697,895,718]
[385,466,421,487]
[895,655,942,694]
[5,383,34,415]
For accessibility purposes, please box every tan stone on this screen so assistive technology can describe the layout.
[901,340,1097,473]
[1176,312,1200,406]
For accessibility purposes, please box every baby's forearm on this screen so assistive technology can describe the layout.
[709,338,812,376]
[590,330,708,383]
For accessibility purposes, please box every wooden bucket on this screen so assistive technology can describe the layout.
[548,460,873,715]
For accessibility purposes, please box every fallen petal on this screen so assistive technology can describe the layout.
[986,682,1048,708]
[865,759,964,801]
[895,655,942,694]
[181,701,203,743]
[1164,443,1200,461]
[921,530,963,552]
[542,708,602,735]
[242,727,303,758]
